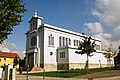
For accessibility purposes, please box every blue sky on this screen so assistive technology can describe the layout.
[1,0,120,58]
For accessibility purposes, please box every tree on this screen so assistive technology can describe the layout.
[19,59,25,67]
[0,0,26,43]
[114,46,120,68]
[19,59,25,74]
[103,47,116,67]
[75,36,96,74]
[13,56,19,67]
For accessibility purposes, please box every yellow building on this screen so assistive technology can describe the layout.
[0,52,20,69]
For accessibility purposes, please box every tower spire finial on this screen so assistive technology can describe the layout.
[34,10,37,17]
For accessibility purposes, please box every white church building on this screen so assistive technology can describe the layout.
[25,11,108,71]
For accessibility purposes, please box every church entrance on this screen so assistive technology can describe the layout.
[28,53,34,67]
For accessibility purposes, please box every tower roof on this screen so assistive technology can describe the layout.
[33,10,38,17]
[29,10,43,23]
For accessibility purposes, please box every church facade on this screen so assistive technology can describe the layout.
[25,11,107,71]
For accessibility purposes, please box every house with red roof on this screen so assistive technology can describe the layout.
[0,52,20,69]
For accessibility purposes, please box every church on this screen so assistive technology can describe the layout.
[25,11,107,71]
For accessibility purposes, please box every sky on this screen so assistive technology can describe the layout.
[0,0,120,58]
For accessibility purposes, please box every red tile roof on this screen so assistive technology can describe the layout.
[0,52,20,58]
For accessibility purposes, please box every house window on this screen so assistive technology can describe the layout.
[48,34,54,46]
[60,52,65,58]
[4,57,6,62]
[31,36,37,46]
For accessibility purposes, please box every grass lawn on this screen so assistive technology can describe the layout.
[23,67,111,78]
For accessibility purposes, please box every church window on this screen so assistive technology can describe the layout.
[79,41,81,46]
[30,20,37,31]
[74,40,75,46]
[31,36,37,46]
[59,36,61,47]
[60,52,65,58]
[76,40,78,46]
[48,34,54,46]
[59,36,71,47]
[66,38,68,46]
[50,52,53,56]
[74,39,79,46]
[63,37,65,46]
[30,23,32,31]
[33,21,37,30]
[35,21,37,29]
[33,21,35,26]
[69,38,71,45]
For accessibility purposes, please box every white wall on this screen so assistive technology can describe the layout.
[89,52,107,64]
[69,48,87,63]
[43,25,103,65]
[69,48,108,64]
[43,26,84,64]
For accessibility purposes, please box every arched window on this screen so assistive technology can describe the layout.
[66,38,68,46]
[69,38,71,45]
[74,40,75,46]
[48,34,54,46]
[76,40,78,46]
[79,41,81,46]
[31,36,37,46]
[59,36,61,47]
[59,37,71,47]
[63,37,65,46]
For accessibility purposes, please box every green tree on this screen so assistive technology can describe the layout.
[13,56,19,67]
[0,0,26,43]
[76,36,96,74]
[114,46,120,66]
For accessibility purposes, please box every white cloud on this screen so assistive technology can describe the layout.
[111,25,120,41]
[113,26,120,33]
[86,0,120,52]
[92,33,120,51]
[84,22,103,34]
[93,0,120,26]
[92,10,115,25]
[93,33,112,40]
[0,41,25,58]
[0,46,10,52]
[13,50,25,59]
